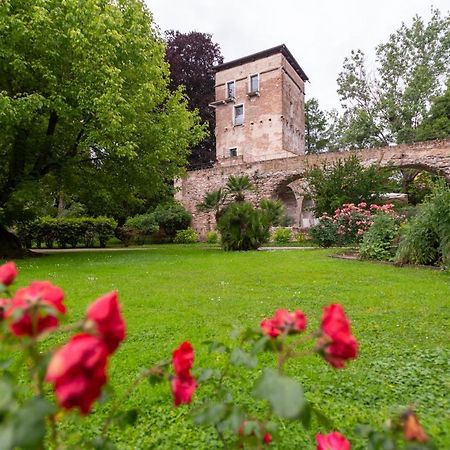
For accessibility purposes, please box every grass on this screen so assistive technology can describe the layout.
[3,246,450,449]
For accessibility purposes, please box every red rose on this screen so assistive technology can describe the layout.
[263,432,273,444]
[0,262,18,286]
[402,410,428,443]
[172,341,194,376]
[316,431,351,450]
[86,291,125,354]
[46,333,108,414]
[171,373,197,406]
[319,304,358,368]
[260,318,280,338]
[260,309,307,338]
[5,281,65,337]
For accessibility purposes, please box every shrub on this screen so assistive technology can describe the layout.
[295,232,306,244]
[125,214,159,235]
[218,202,270,251]
[259,199,285,226]
[206,231,219,244]
[359,213,399,261]
[174,227,198,244]
[396,182,450,266]
[152,203,192,238]
[271,227,292,243]
[17,217,117,249]
[309,215,339,247]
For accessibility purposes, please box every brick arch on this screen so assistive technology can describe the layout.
[176,139,450,237]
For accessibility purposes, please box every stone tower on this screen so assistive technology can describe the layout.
[210,45,309,165]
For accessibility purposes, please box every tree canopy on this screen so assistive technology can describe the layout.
[165,30,223,168]
[0,0,204,231]
[336,8,450,148]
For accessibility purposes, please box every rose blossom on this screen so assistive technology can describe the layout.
[0,262,18,286]
[86,291,125,354]
[5,281,65,337]
[318,304,358,368]
[263,433,273,444]
[402,410,428,443]
[172,341,194,376]
[46,333,108,414]
[260,309,307,338]
[316,431,351,450]
[171,373,197,406]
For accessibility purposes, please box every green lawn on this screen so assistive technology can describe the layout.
[5,246,450,449]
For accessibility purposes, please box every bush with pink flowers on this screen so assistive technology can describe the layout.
[0,261,435,449]
[310,202,396,247]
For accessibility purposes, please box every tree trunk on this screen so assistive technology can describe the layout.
[0,227,28,259]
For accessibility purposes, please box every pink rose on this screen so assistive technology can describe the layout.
[6,281,65,337]
[86,291,125,354]
[260,309,307,338]
[0,262,18,286]
[46,334,108,414]
[316,431,351,450]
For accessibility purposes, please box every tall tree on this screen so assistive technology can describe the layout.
[165,30,224,168]
[305,98,329,153]
[0,0,204,255]
[337,8,450,148]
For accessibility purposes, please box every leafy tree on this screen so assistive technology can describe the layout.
[305,98,329,153]
[416,79,450,141]
[337,8,450,148]
[165,30,224,168]
[197,189,225,222]
[0,0,204,256]
[305,156,391,215]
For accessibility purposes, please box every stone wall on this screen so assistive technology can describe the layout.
[175,139,450,238]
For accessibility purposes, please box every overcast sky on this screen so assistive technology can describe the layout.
[145,1,449,111]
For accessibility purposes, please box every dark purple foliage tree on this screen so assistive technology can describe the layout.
[165,31,224,168]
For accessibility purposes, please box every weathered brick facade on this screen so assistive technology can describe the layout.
[176,46,450,238]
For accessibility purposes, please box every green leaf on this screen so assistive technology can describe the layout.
[197,368,218,383]
[202,340,228,354]
[90,437,118,450]
[312,405,333,429]
[193,402,227,426]
[0,423,14,450]
[251,336,270,355]
[230,348,258,369]
[114,409,139,427]
[252,368,305,419]
[13,397,56,449]
[0,380,14,411]
[299,401,312,429]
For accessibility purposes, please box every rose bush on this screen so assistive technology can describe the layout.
[0,261,435,449]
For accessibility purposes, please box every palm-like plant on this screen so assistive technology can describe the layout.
[225,175,253,202]
[259,199,285,226]
[196,189,226,222]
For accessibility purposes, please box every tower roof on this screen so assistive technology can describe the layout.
[214,44,309,82]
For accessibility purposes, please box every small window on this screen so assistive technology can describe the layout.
[234,104,244,126]
[229,148,238,157]
[226,81,235,99]
[249,74,259,93]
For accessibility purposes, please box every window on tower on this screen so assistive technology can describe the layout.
[234,104,244,126]
[229,147,238,157]
[249,74,260,94]
[226,81,235,99]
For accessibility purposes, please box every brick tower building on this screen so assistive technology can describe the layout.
[210,45,309,165]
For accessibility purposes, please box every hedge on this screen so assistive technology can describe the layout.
[18,217,117,249]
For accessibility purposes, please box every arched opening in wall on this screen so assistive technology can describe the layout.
[385,164,449,207]
[275,185,298,226]
[300,196,317,228]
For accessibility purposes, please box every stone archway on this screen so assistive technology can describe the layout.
[274,184,298,226]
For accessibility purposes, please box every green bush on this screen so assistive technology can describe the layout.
[17,217,117,249]
[359,214,399,261]
[173,227,198,244]
[309,216,339,247]
[206,231,219,244]
[125,214,159,238]
[395,182,450,266]
[271,227,292,243]
[295,232,306,244]
[152,203,192,238]
[259,199,285,226]
[217,202,270,251]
